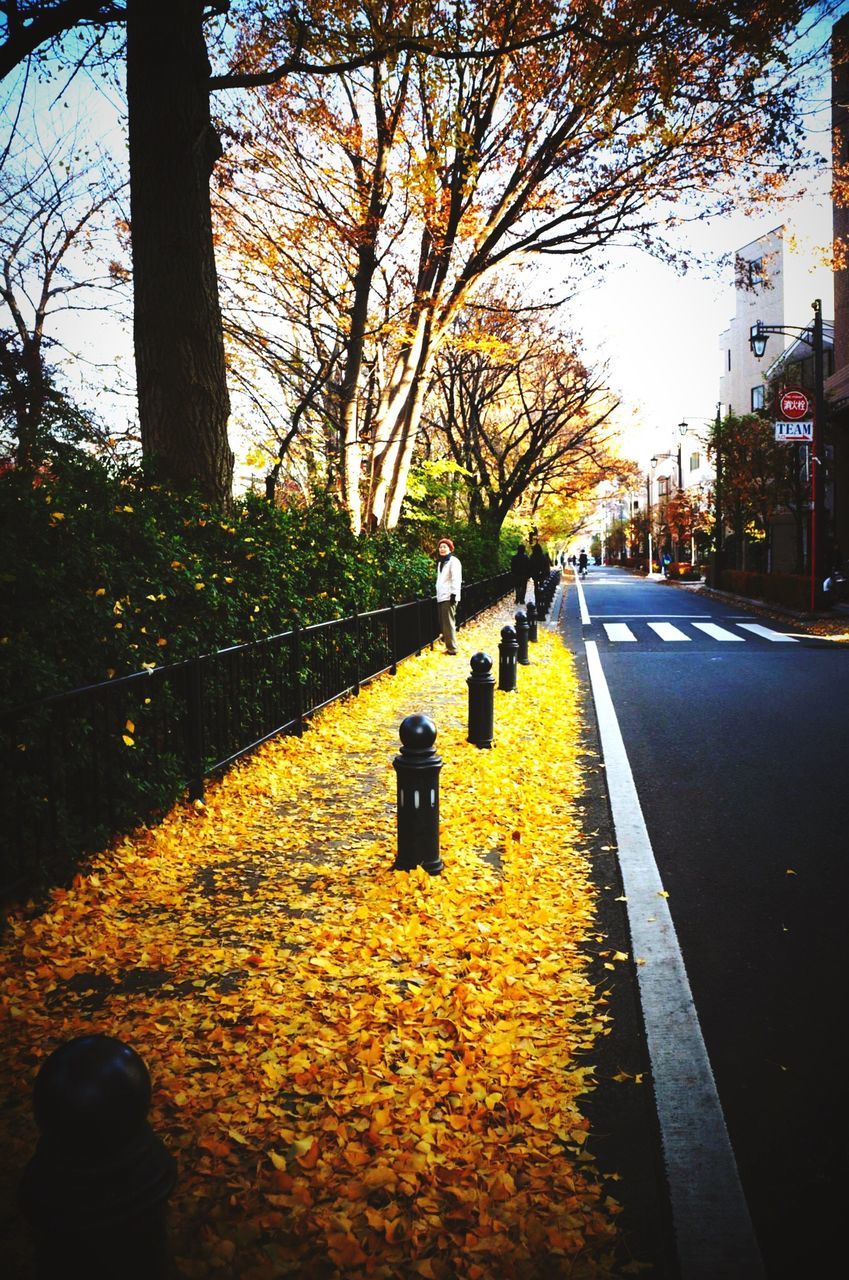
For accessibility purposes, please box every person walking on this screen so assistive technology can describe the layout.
[529,542,550,598]
[510,544,531,604]
[435,537,462,655]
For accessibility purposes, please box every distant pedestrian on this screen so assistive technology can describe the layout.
[529,542,549,597]
[578,548,588,578]
[823,539,846,603]
[510,544,531,604]
[435,537,462,655]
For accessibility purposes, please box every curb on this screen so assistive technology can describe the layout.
[657,576,840,623]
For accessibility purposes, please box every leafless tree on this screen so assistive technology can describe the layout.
[422,302,619,548]
[0,125,129,463]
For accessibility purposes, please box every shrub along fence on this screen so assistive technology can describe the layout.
[0,572,511,902]
[717,568,812,612]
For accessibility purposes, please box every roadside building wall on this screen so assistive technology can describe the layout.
[825,12,849,573]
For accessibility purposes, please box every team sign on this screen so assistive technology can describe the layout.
[774,419,813,442]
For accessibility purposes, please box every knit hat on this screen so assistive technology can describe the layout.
[438,537,454,552]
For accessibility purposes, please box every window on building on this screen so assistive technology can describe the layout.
[657,477,670,500]
[751,385,766,411]
[735,254,769,290]
[748,257,764,287]
[689,452,701,472]
[727,349,732,371]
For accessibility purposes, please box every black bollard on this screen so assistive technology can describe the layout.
[393,713,444,874]
[498,625,518,692]
[514,610,530,665]
[467,652,495,748]
[19,1034,177,1280]
[526,601,538,642]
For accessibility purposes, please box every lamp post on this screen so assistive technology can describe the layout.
[749,299,826,612]
[713,402,723,587]
[645,471,653,574]
[651,426,687,564]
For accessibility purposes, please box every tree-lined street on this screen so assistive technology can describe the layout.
[3,4,849,1277]
[561,566,848,1278]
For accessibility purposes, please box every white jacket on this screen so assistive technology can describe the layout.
[435,555,462,602]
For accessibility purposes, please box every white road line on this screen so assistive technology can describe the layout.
[584,640,765,1279]
[574,569,591,625]
[736,623,797,643]
[692,622,745,643]
[647,622,691,642]
[603,622,637,642]
[595,614,715,619]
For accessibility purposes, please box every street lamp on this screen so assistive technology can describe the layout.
[675,410,722,579]
[749,299,826,611]
[645,471,654,574]
[651,424,687,563]
[713,403,723,587]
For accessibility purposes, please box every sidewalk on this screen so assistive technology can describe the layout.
[0,599,667,1280]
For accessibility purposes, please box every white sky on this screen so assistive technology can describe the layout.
[4,4,846,478]
[561,1,845,468]
[569,192,833,466]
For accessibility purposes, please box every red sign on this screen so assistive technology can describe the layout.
[779,388,812,420]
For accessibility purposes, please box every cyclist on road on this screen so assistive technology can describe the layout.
[577,549,589,578]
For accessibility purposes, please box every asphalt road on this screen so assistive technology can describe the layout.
[558,565,847,1280]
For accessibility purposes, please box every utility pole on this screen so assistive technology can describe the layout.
[713,402,723,588]
[811,300,825,611]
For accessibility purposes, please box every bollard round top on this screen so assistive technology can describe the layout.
[500,624,517,640]
[33,1033,152,1151]
[469,651,492,675]
[514,610,528,625]
[399,712,437,750]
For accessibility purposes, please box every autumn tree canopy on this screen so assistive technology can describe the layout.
[0,0,838,515]
[220,0,829,528]
[709,411,806,570]
[419,299,617,547]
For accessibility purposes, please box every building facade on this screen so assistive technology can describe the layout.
[716,218,835,574]
[825,12,849,572]
[718,226,834,421]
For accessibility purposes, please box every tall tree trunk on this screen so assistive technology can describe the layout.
[338,242,378,535]
[0,336,45,470]
[369,313,429,526]
[383,370,430,529]
[476,506,505,562]
[127,0,233,507]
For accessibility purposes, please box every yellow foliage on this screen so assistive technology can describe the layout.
[0,607,631,1277]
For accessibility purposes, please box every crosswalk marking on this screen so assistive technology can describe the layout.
[691,622,745,643]
[596,618,804,645]
[736,623,797,643]
[647,622,691,642]
[603,623,638,642]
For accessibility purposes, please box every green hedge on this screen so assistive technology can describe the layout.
[718,569,812,611]
[1,447,527,896]
[0,449,440,710]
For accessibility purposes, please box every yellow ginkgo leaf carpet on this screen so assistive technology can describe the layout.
[0,606,638,1279]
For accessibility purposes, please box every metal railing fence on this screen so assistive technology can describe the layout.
[1,572,511,896]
